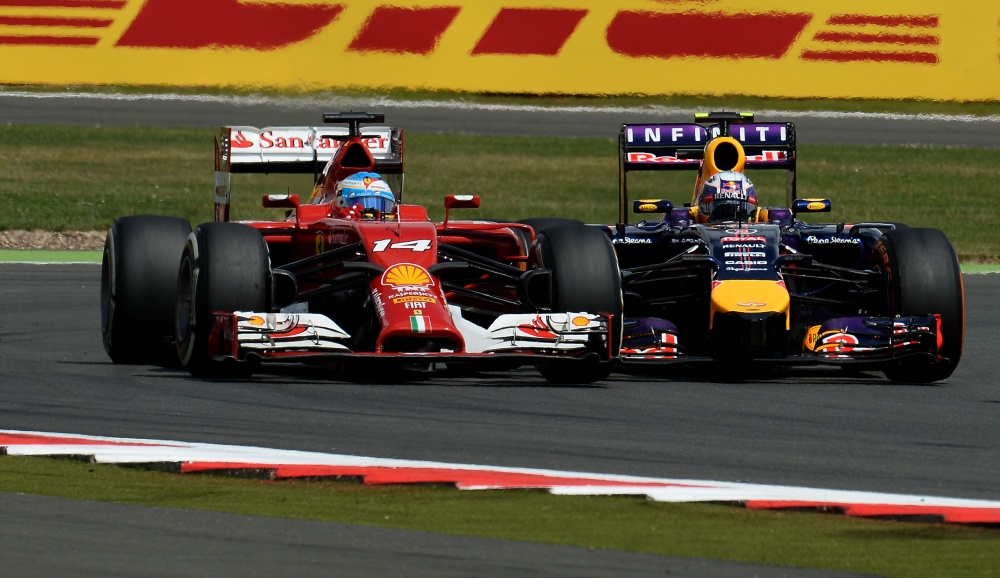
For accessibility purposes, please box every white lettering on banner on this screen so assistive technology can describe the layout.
[645,127,660,142]
[671,127,684,141]
[613,237,652,244]
[725,260,768,265]
[724,251,766,257]
[626,127,633,142]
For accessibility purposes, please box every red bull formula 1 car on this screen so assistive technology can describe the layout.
[100,113,621,384]
[604,112,964,383]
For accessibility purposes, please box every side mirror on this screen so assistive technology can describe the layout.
[444,194,480,210]
[633,199,673,214]
[263,194,300,209]
[443,194,480,227]
[791,198,831,215]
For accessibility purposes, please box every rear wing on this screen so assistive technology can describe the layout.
[216,125,403,174]
[214,112,404,221]
[618,113,796,223]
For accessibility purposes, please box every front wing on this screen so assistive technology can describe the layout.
[208,308,613,363]
[620,314,943,367]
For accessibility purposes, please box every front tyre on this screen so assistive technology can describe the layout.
[175,223,271,378]
[101,215,191,364]
[531,225,622,385]
[875,227,964,383]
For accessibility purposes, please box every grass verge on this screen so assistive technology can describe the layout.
[0,124,997,262]
[1,456,997,578]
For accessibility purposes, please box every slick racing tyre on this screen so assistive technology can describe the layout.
[518,217,585,238]
[508,218,587,259]
[531,225,622,385]
[175,223,270,378]
[874,227,964,383]
[101,215,192,364]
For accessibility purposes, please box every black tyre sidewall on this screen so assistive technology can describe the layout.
[101,215,191,364]
[176,223,271,376]
[875,227,965,382]
[532,225,622,384]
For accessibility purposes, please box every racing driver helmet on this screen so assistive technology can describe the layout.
[697,171,758,223]
[334,172,396,215]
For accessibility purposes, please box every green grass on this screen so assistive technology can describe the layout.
[0,124,997,261]
[2,456,998,578]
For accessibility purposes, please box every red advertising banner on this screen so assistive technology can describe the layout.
[0,0,995,101]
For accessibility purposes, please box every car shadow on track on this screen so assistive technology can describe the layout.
[612,363,926,387]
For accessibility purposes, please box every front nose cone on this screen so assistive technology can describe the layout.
[710,280,790,357]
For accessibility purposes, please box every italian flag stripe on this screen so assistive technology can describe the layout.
[410,315,430,333]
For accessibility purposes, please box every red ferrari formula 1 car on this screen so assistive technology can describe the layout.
[101,113,621,384]
[604,112,964,383]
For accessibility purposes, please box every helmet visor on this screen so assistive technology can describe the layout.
[709,199,756,222]
[351,194,396,215]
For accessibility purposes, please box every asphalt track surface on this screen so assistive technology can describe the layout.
[3,90,1000,146]
[1,95,998,576]
[4,269,999,578]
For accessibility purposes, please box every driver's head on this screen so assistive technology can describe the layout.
[697,171,757,223]
[334,172,396,215]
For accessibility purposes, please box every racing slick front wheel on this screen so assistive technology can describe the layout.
[517,217,585,240]
[531,225,622,385]
[875,227,964,383]
[175,223,271,378]
[101,215,192,364]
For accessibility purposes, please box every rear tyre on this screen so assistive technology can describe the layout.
[531,225,622,385]
[101,215,191,364]
[175,223,270,378]
[874,227,964,383]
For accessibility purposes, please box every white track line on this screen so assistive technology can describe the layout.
[3,429,999,524]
